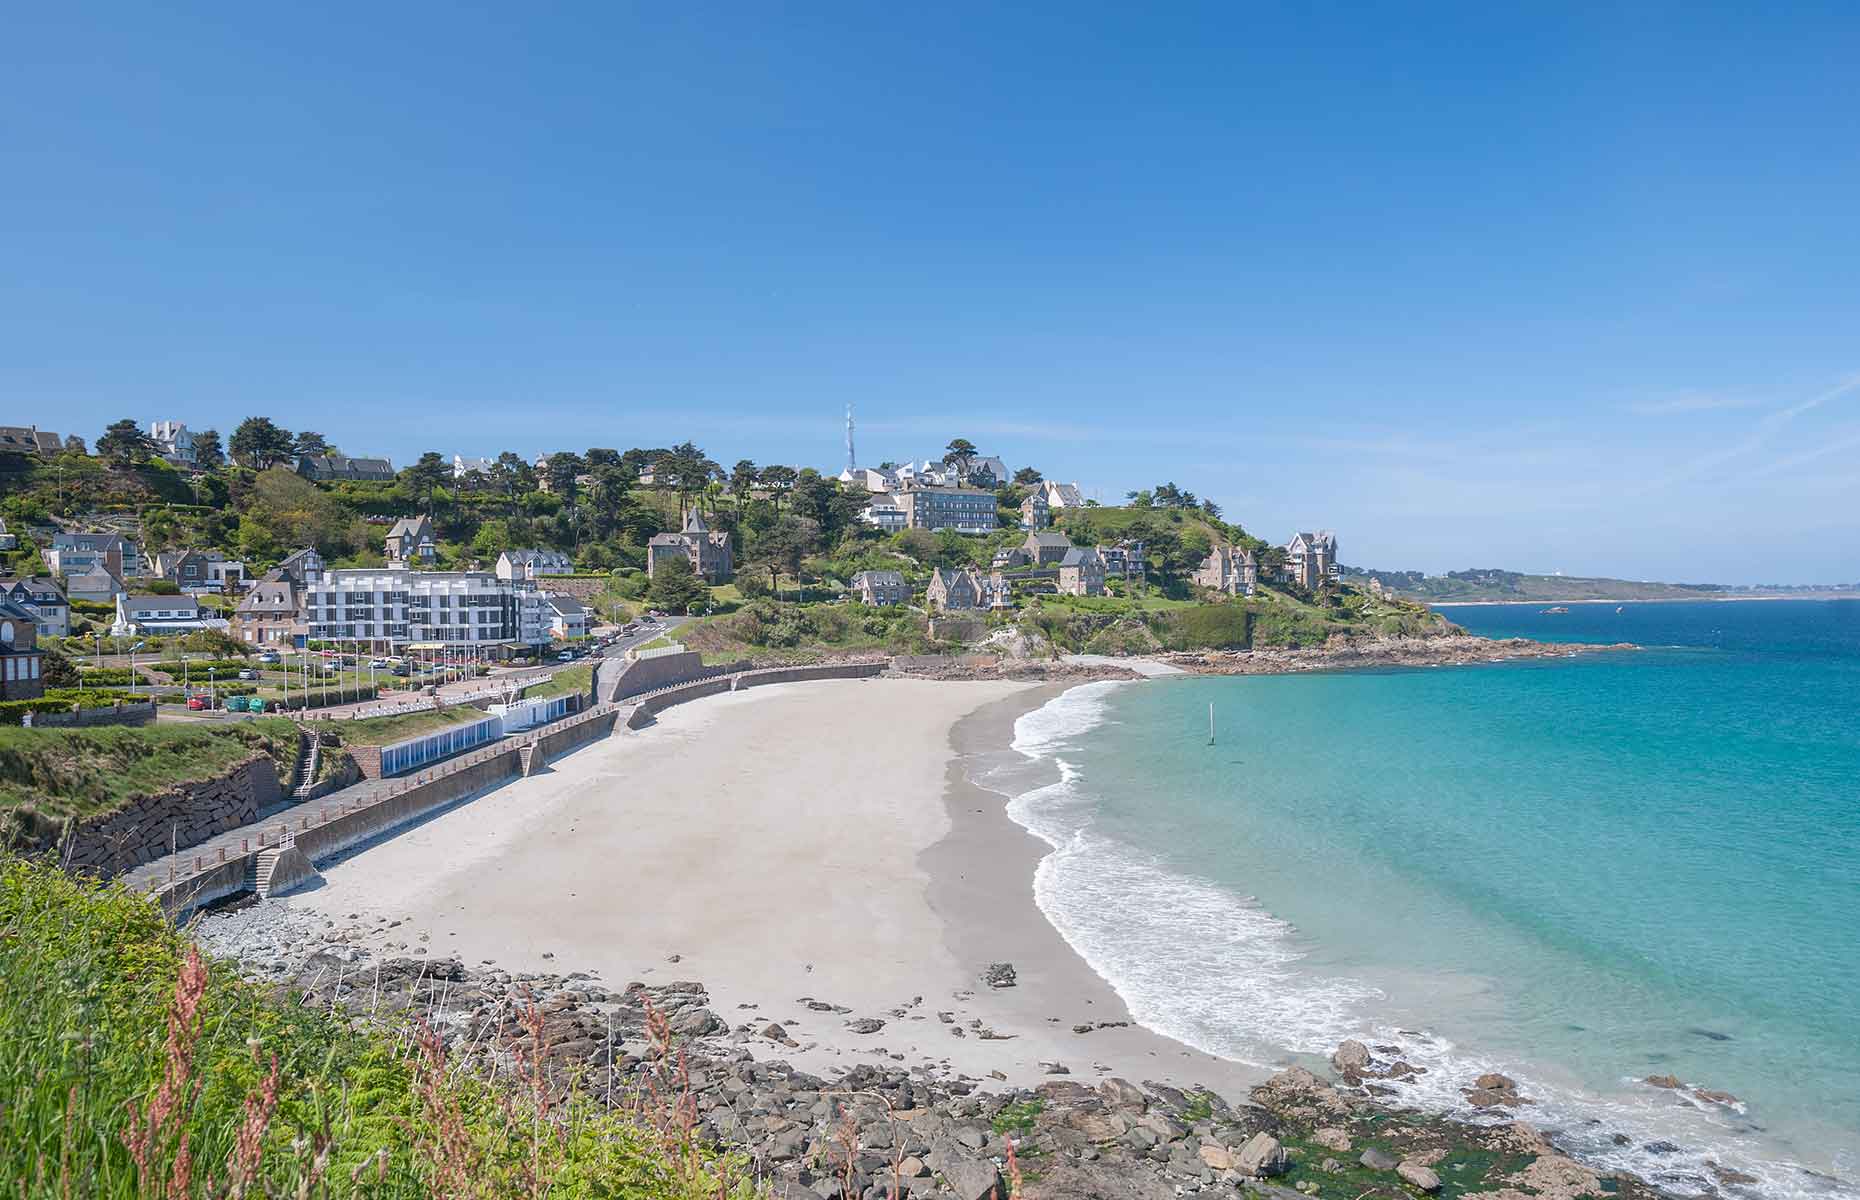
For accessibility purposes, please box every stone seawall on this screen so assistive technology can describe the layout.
[732,662,888,689]
[602,651,750,702]
[293,750,523,865]
[66,753,282,877]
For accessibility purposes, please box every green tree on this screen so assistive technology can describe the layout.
[750,514,814,597]
[757,464,797,515]
[192,428,225,468]
[96,419,153,468]
[402,451,449,516]
[544,452,584,503]
[39,643,80,688]
[647,555,710,613]
[729,459,758,518]
[491,451,535,498]
[291,430,332,457]
[1013,466,1043,486]
[942,438,978,481]
[229,417,296,469]
[1126,489,1154,508]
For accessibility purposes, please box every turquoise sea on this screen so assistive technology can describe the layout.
[987,600,1860,1197]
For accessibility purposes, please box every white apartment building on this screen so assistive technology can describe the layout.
[304,567,551,651]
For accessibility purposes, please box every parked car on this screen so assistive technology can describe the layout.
[369,658,388,668]
[247,698,268,713]
[256,651,281,664]
[557,650,574,662]
[223,696,249,712]
[237,668,257,680]
[186,695,209,711]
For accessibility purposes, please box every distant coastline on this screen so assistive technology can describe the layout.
[1427,593,1860,607]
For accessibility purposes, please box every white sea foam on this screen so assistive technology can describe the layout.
[1000,684,1860,1200]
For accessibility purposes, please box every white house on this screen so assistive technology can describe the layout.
[861,492,909,533]
[149,421,196,465]
[1041,480,1086,509]
[496,548,574,581]
[453,454,496,480]
[112,593,218,636]
[545,594,590,641]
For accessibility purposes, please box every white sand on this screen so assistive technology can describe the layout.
[283,677,1262,1095]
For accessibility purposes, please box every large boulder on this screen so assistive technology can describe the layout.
[1330,1039,1371,1074]
[1235,1132,1288,1177]
[1397,1160,1442,1192]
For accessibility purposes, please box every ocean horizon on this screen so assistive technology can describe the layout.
[987,599,1860,1198]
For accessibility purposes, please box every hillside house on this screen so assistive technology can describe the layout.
[0,577,68,638]
[1097,540,1147,580]
[0,427,64,459]
[1019,492,1050,530]
[927,567,984,612]
[1194,545,1257,597]
[46,532,141,579]
[384,516,438,566]
[149,420,196,466]
[1041,480,1086,509]
[992,546,1029,570]
[647,510,734,583]
[297,454,395,483]
[1057,548,1107,596]
[861,493,908,533]
[452,454,496,480]
[496,548,574,581]
[152,548,246,593]
[63,564,129,604]
[850,569,909,606]
[0,601,46,700]
[1284,531,1339,588]
[1023,530,1073,566]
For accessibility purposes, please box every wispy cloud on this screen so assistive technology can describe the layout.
[1634,372,1860,494]
[1628,392,1765,416]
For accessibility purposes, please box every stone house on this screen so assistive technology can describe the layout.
[232,573,307,647]
[1097,540,1147,580]
[647,510,734,583]
[1194,545,1258,597]
[850,569,909,606]
[927,567,983,612]
[991,545,1029,570]
[1057,548,1107,597]
[1023,530,1073,567]
[384,515,438,565]
[0,600,47,700]
[1019,492,1051,530]
[0,426,64,459]
[1283,531,1339,589]
[0,577,69,637]
[981,571,1015,610]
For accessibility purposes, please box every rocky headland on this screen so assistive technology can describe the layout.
[1161,634,1637,676]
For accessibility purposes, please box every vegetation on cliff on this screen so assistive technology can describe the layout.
[0,720,299,840]
[0,858,747,1199]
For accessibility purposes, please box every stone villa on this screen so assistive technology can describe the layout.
[384,516,438,566]
[0,600,47,700]
[1284,531,1339,588]
[1194,544,1258,597]
[850,569,909,606]
[648,510,734,583]
[1057,547,1107,596]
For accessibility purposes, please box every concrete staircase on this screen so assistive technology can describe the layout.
[243,842,319,898]
[291,739,322,800]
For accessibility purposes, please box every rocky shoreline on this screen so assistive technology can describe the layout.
[1161,634,1636,676]
[196,902,1688,1200]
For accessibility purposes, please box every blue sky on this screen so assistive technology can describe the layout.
[4,4,1857,583]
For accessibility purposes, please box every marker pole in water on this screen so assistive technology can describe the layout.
[1208,701,1215,746]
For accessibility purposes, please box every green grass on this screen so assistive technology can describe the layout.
[522,663,592,700]
[0,719,300,826]
[991,1098,1046,1136]
[0,857,749,1199]
[307,706,487,747]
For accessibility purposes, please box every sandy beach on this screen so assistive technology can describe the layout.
[277,676,1263,1097]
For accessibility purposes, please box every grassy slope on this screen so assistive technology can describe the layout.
[0,719,300,823]
[307,706,489,747]
[0,857,744,1199]
[523,663,593,699]
[1373,570,1730,603]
